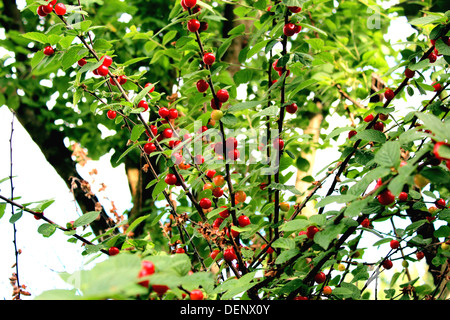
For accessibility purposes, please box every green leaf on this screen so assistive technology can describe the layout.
[221,113,238,126]
[126,214,151,235]
[228,100,267,112]
[409,14,445,26]
[116,141,148,163]
[130,124,146,142]
[314,222,346,250]
[152,178,167,199]
[73,211,100,228]
[351,129,386,143]
[374,141,400,168]
[0,202,6,220]
[9,209,23,224]
[21,32,49,44]
[315,194,359,209]
[38,223,57,238]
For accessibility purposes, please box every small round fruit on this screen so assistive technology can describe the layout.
[138,260,155,287]
[428,51,437,63]
[306,225,319,240]
[203,53,216,66]
[285,103,298,114]
[138,100,149,112]
[54,3,67,15]
[273,138,284,150]
[348,130,357,139]
[235,190,247,203]
[212,217,224,229]
[219,206,229,218]
[42,3,53,14]
[210,98,222,110]
[165,173,178,185]
[118,75,127,85]
[223,247,237,262]
[210,249,220,260]
[261,244,274,254]
[183,0,197,8]
[162,128,173,139]
[168,108,178,120]
[199,198,212,209]
[108,246,120,256]
[402,260,409,268]
[280,202,290,212]
[37,5,48,17]
[152,285,169,296]
[190,289,204,300]
[216,89,229,103]
[238,215,251,227]
[377,189,395,206]
[227,149,240,160]
[145,82,155,93]
[43,46,54,56]
[337,263,346,272]
[398,191,408,202]
[213,174,225,187]
[158,107,170,118]
[360,218,370,228]
[288,6,302,13]
[143,142,156,155]
[441,242,450,251]
[96,65,109,76]
[205,169,216,179]
[283,23,297,37]
[212,187,224,198]
[404,68,415,78]
[373,121,384,132]
[416,251,425,260]
[322,286,332,296]
[196,79,209,93]
[432,82,442,92]
[435,198,446,209]
[363,114,374,123]
[314,271,326,284]
[175,247,185,254]
[106,110,117,120]
[384,88,395,100]
[100,55,113,67]
[187,19,201,32]
[272,59,283,72]
[390,239,400,250]
[211,109,223,121]
[382,259,393,270]
[379,113,389,121]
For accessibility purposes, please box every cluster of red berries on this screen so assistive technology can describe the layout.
[37,0,67,18]
[282,6,302,37]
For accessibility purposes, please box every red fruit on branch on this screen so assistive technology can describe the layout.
[77,58,87,67]
[199,198,212,209]
[382,259,393,270]
[168,108,179,120]
[348,130,357,139]
[196,79,209,93]
[43,46,54,56]
[187,19,201,32]
[216,89,229,103]
[162,128,173,139]
[108,246,120,256]
[138,260,155,288]
[314,271,326,284]
[435,198,447,209]
[261,244,274,254]
[404,68,415,78]
[212,187,223,198]
[432,81,442,92]
[390,239,400,250]
[138,100,149,112]
[100,55,113,67]
[373,121,384,132]
[145,82,155,93]
[273,138,284,150]
[283,23,297,37]
[384,88,395,100]
[219,206,229,218]
[118,75,127,85]
[143,142,156,155]
[158,107,170,118]
[42,3,53,14]
[106,110,117,120]
[285,103,298,114]
[235,190,247,203]
[203,52,216,65]
[363,114,374,123]
[223,247,237,262]
[288,6,302,13]
[210,98,222,110]
[227,149,240,160]
[377,189,395,206]
[152,285,169,296]
[428,51,437,63]
[165,173,178,185]
[210,249,220,260]
[183,0,197,8]
[213,217,224,229]
[360,218,371,228]
[306,225,319,240]
[272,59,283,72]
[54,3,67,15]
[190,289,204,300]
[206,169,216,179]
[96,65,109,76]
[37,6,48,17]
[416,251,425,260]
[238,215,251,227]
[433,141,450,160]
[398,191,408,202]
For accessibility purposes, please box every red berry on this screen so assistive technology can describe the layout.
[227,149,240,160]
[293,24,302,33]
[416,251,425,260]
[187,19,201,32]
[165,173,178,185]
[432,81,442,92]
[404,68,415,78]
[152,285,169,295]
[54,3,67,15]
[106,110,117,120]
[210,98,222,110]
[138,260,155,288]
[101,55,113,67]
[363,114,374,123]
[168,108,178,120]
[398,191,408,202]
[118,75,127,85]
[428,51,437,63]
[96,65,109,76]
[377,189,395,206]
[162,128,173,139]
[183,0,197,8]
[306,225,319,240]
[218,206,229,218]
[196,79,209,93]
[216,89,229,103]
[433,141,449,160]
[138,100,149,112]
[37,5,48,17]
[210,249,220,260]
[272,59,283,72]
[212,187,224,198]
[382,259,393,270]
[283,23,297,37]
[348,130,357,139]
[203,53,216,65]
[223,247,237,262]
[384,88,395,101]
[261,244,274,254]
[288,6,302,13]
[206,169,216,179]
[238,215,251,227]
[360,218,370,228]
[226,137,238,149]
[145,82,155,93]
[143,142,156,154]
[43,46,54,56]
[213,217,224,229]
[199,21,209,32]
[158,107,170,118]
[42,3,53,14]
[108,246,120,256]
[190,289,204,300]
[390,239,400,250]
[176,247,185,254]
[435,198,446,209]
[314,271,326,284]
[285,103,298,114]
[373,121,384,132]
[199,198,212,209]
[273,138,284,150]
[195,154,205,164]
